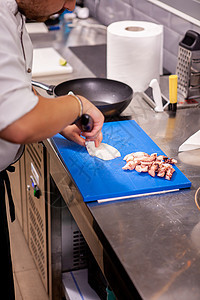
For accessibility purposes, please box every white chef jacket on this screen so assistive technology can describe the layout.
[0,0,38,171]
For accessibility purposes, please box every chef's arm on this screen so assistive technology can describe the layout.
[0,94,104,144]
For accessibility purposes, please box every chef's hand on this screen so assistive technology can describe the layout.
[78,95,104,146]
[60,124,103,147]
[61,95,104,147]
[61,124,86,146]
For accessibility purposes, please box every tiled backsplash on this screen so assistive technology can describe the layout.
[84,0,200,74]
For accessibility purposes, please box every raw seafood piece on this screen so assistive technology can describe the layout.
[86,141,121,161]
[122,151,176,180]
[122,161,136,170]
[123,152,148,161]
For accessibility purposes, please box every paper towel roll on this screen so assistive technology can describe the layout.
[107,21,163,92]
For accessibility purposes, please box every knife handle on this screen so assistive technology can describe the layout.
[76,114,94,132]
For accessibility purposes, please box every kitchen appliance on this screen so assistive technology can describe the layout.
[176,30,200,100]
[31,78,133,117]
[24,143,48,292]
[51,120,191,203]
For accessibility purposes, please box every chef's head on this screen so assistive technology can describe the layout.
[16,0,76,22]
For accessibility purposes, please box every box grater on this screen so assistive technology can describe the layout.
[176,30,200,100]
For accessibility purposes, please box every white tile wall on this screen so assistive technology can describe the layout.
[84,0,200,74]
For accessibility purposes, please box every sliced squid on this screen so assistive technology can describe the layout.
[122,151,176,180]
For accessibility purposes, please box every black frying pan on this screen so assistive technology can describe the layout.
[32,77,133,117]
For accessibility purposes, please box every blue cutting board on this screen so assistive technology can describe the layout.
[52,120,191,202]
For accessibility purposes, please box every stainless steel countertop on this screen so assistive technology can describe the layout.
[89,100,200,300]
[31,19,200,300]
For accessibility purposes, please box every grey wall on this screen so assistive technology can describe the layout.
[84,0,200,74]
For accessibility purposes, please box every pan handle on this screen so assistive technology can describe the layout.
[31,80,55,95]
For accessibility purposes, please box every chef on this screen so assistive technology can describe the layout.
[0,0,104,298]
